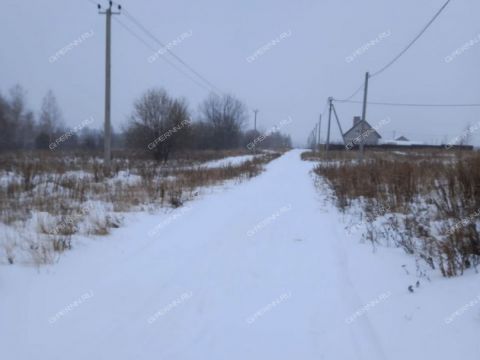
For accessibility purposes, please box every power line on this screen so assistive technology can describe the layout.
[336,82,365,102]
[370,0,452,78]
[336,0,452,101]
[113,17,154,49]
[121,9,223,95]
[332,99,480,108]
[101,0,222,93]
[87,0,219,93]
[113,17,215,93]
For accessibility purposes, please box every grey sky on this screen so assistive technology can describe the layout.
[1,0,479,146]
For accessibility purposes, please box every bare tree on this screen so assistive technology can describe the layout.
[20,111,36,149]
[0,93,13,151]
[262,131,292,149]
[8,85,27,125]
[9,85,28,149]
[38,90,63,142]
[460,122,473,146]
[126,88,190,162]
[1,85,37,150]
[189,121,214,150]
[199,93,248,149]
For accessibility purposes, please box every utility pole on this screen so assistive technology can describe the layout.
[253,109,259,132]
[98,1,121,172]
[360,72,369,159]
[332,104,346,145]
[326,97,333,152]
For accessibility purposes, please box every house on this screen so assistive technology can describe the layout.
[343,116,381,148]
[395,136,409,142]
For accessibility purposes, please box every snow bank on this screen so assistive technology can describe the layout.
[200,154,257,168]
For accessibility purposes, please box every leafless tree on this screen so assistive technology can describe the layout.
[199,93,248,149]
[126,88,191,162]
[38,90,64,141]
[0,93,13,151]
[0,85,36,150]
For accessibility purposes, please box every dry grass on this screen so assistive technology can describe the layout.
[0,149,282,265]
[301,150,358,162]
[310,148,480,277]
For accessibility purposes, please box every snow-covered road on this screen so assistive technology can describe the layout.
[1,150,479,360]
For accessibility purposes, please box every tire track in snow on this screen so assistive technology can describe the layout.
[325,211,388,360]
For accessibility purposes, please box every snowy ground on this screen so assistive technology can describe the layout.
[197,154,258,168]
[1,150,479,360]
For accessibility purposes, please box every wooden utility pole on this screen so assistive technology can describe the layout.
[360,72,370,159]
[99,1,121,171]
[253,109,259,132]
[332,104,346,145]
[326,97,333,152]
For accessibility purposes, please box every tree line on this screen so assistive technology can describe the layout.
[0,85,292,160]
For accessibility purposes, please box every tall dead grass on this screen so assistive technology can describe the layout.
[0,150,282,265]
[312,149,480,277]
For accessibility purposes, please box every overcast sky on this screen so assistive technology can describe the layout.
[1,0,479,146]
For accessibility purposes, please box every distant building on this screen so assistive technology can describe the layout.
[343,116,381,147]
[381,136,425,146]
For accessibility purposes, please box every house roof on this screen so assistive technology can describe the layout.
[343,120,382,139]
[395,136,409,141]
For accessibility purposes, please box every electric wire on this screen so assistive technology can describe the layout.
[332,99,480,108]
[113,17,216,94]
[122,9,223,94]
